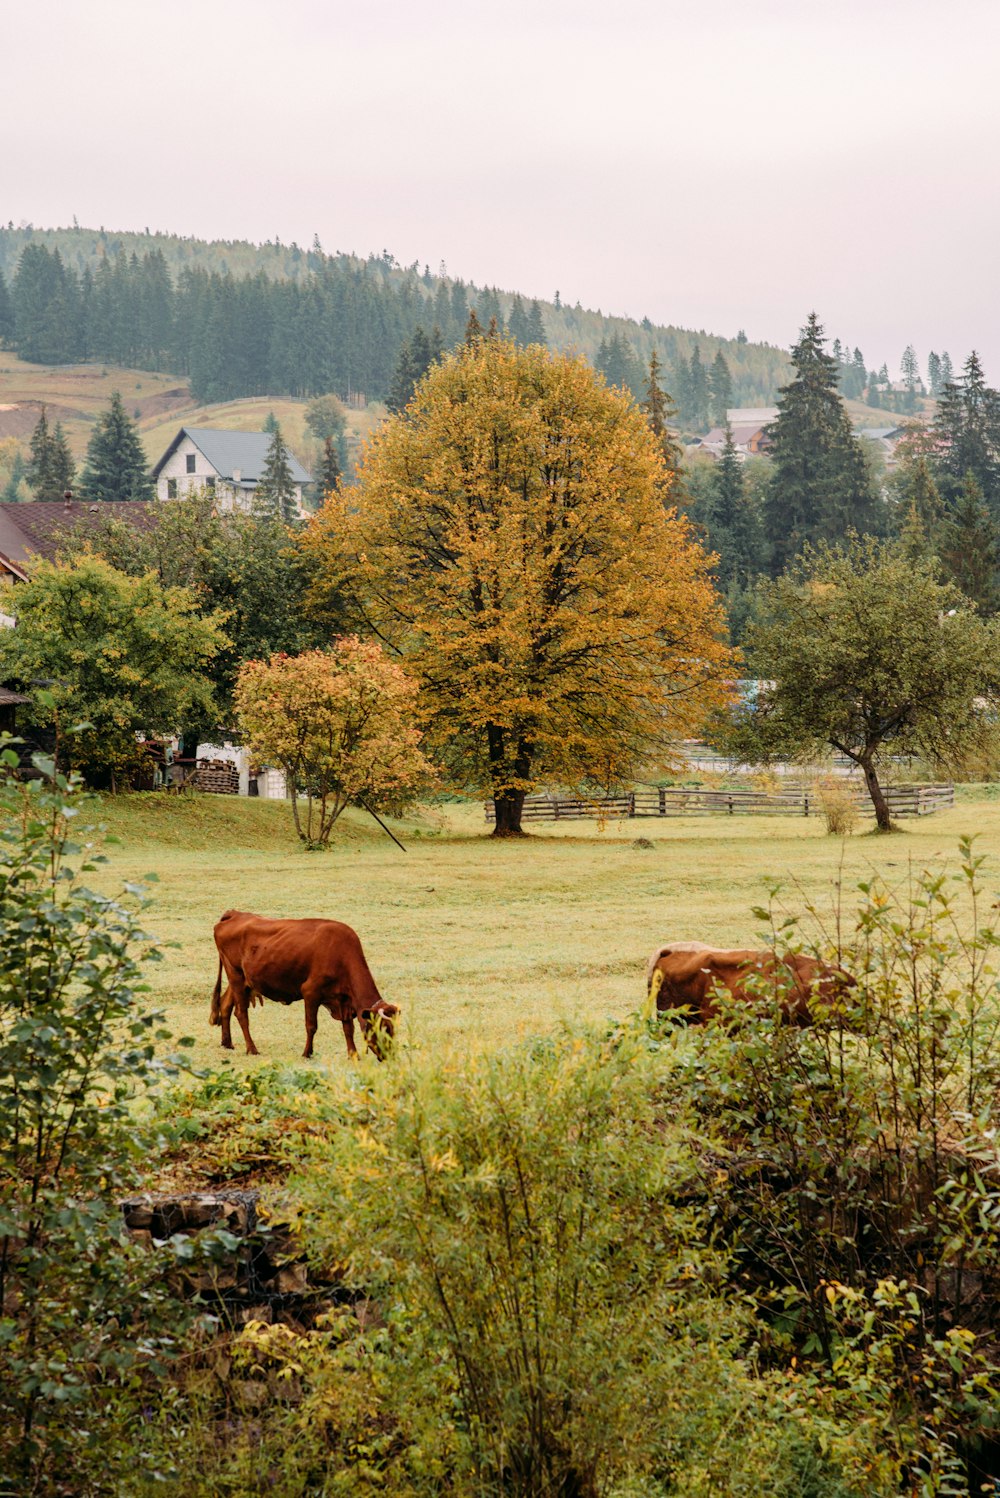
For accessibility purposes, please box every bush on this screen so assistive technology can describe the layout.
[0,747,201,1492]
[815,774,859,834]
[662,838,1000,1485]
[282,1036,903,1496]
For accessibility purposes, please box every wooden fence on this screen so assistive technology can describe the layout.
[484,783,955,823]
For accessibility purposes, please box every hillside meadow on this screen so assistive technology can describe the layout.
[0,351,386,471]
[86,785,1000,1071]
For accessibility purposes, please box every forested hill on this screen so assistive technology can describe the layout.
[0,223,789,424]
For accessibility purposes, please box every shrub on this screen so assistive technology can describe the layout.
[285,1036,903,1496]
[663,838,1000,1484]
[0,747,201,1491]
[815,774,859,834]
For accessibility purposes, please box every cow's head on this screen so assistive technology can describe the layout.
[363,1002,400,1060]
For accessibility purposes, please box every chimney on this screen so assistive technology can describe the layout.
[63,489,73,511]
[232,469,241,484]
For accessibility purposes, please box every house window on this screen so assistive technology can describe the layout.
[186,454,196,474]
[166,478,177,499]
[205,476,216,492]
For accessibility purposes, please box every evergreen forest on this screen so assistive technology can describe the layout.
[0,223,789,416]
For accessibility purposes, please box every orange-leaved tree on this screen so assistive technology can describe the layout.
[234,637,435,847]
[301,336,737,835]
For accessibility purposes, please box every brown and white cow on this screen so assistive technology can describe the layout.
[209,910,399,1060]
[644,941,854,1025]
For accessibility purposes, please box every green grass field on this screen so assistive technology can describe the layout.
[83,788,1000,1075]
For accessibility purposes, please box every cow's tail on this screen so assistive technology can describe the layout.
[643,966,665,1022]
[210,956,224,1026]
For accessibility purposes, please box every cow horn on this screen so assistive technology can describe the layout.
[643,967,665,1021]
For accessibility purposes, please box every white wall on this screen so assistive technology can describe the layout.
[155,435,305,514]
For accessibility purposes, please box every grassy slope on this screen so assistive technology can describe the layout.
[85,790,1000,1076]
[0,351,387,471]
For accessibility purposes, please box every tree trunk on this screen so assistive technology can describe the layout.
[487,725,532,837]
[860,754,893,831]
[492,788,527,837]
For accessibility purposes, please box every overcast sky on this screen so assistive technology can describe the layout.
[6,0,999,377]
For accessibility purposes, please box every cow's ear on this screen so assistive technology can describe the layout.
[381,1003,400,1017]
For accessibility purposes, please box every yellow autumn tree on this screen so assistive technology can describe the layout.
[235,638,435,847]
[301,337,736,834]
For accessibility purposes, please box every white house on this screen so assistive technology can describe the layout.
[151,427,311,514]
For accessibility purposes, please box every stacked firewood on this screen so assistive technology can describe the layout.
[120,1189,334,1327]
[195,758,239,795]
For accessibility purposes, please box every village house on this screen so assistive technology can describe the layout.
[694,407,778,459]
[0,497,161,580]
[151,427,311,514]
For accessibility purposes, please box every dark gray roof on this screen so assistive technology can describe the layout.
[152,428,311,485]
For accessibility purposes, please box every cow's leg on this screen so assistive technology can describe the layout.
[228,973,259,1056]
[301,985,322,1059]
[342,1010,359,1061]
[218,981,236,1049]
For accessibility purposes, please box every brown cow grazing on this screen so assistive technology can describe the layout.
[645,941,854,1025]
[209,910,399,1060]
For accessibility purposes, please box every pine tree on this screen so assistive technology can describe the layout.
[27,405,53,497]
[464,309,484,345]
[313,436,342,505]
[507,294,531,347]
[932,350,1000,513]
[711,427,765,586]
[905,457,944,534]
[685,344,710,430]
[1,449,29,503]
[762,312,881,572]
[900,345,920,413]
[641,352,683,487]
[263,410,280,435]
[709,351,733,424]
[938,472,999,614]
[940,351,954,387]
[927,351,942,397]
[255,423,298,523]
[0,269,14,346]
[48,422,75,498]
[525,300,546,346]
[78,391,154,503]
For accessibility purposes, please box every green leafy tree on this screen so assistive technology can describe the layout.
[0,752,196,1488]
[254,423,298,523]
[0,555,226,788]
[78,390,153,502]
[58,492,331,743]
[304,393,347,445]
[730,537,998,828]
[763,313,881,572]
